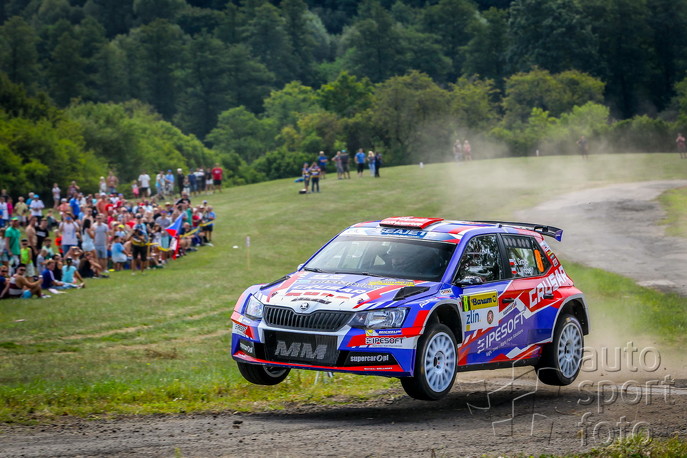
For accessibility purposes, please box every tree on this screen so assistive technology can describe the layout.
[133,0,188,25]
[646,0,687,112]
[463,7,507,85]
[502,68,604,127]
[583,0,655,118]
[318,71,373,118]
[371,70,453,164]
[0,17,41,88]
[421,0,478,81]
[263,81,321,129]
[281,0,318,85]
[175,32,233,139]
[339,0,404,82]
[241,1,296,86]
[206,106,277,163]
[507,0,598,75]
[47,30,89,106]
[130,19,187,120]
[223,44,275,114]
[450,77,499,131]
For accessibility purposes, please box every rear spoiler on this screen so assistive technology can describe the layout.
[473,220,564,241]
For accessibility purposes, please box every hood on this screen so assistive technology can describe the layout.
[256,271,439,313]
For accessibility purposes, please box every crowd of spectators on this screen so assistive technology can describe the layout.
[299,149,382,193]
[0,171,219,300]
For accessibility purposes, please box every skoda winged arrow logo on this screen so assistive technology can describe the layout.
[299,303,310,312]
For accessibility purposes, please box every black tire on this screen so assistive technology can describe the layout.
[536,314,584,386]
[401,323,458,400]
[237,361,290,385]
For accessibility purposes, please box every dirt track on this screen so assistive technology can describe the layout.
[2,180,687,457]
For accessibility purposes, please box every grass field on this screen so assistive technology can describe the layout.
[1,153,686,424]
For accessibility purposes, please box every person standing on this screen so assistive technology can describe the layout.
[0,197,8,228]
[138,170,151,198]
[355,149,367,177]
[93,213,110,272]
[211,163,224,193]
[107,171,119,194]
[332,151,343,180]
[576,136,588,158]
[374,151,383,178]
[453,139,463,162]
[59,215,80,255]
[29,195,45,222]
[301,162,311,193]
[176,168,186,197]
[52,183,61,208]
[5,218,22,272]
[463,140,472,160]
[317,151,328,179]
[340,149,350,179]
[99,177,107,195]
[13,197,28,226]
[676,133,686,159]
[367,151,376,177]
[129,215,149,275]
[309,162,321,193]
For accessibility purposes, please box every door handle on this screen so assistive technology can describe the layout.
[544,293,554,299]
[501,298,514,304]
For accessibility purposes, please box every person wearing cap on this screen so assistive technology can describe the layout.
[29,194,45,222]
[129,215,149,275]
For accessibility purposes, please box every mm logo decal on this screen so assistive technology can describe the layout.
[462,291,498,311]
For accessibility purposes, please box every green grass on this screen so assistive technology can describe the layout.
[659,185,687,238]
[1,153,687,424]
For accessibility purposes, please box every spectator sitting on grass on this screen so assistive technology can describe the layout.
[78,251,108,279]
[41,259,77,291]
[62,257,85,288]
[111,235,130,271]
[7,263,45,298]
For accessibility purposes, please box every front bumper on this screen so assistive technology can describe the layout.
[230,310,421,377]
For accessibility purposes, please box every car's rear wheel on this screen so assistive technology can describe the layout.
[237,361,290,385]
[536,314,583,386]
[401,323,457,400]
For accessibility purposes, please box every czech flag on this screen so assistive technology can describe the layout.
[166,214,183,238]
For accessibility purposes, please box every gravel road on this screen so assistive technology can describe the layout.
[2,180,687,457]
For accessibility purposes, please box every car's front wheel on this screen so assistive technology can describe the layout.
[536,314,583,386]
[401,323,458,400]
[237,361,290,385]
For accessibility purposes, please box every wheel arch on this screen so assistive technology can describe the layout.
[426,302,463,344]
[556,294,590,335]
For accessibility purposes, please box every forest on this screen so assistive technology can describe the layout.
[2,0,687,195]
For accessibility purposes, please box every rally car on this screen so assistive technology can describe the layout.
[231,217,589,400]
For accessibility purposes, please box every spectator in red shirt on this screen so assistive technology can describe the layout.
[211,163,223,193]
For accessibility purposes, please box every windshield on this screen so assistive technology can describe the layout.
[304,236,456,282]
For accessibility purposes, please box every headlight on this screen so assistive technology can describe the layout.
[244,295,264,320]
[349,308,408,329]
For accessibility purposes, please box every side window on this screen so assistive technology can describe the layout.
[455,235,501,283]
[503,235,551,278]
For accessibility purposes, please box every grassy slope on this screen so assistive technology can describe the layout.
[659,185,687,237]
[1,153,686,423]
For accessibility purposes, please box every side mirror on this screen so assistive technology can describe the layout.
[455,276,484,286]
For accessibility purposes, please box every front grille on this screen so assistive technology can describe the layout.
[263,306,353,332]
[264,331,339,365]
